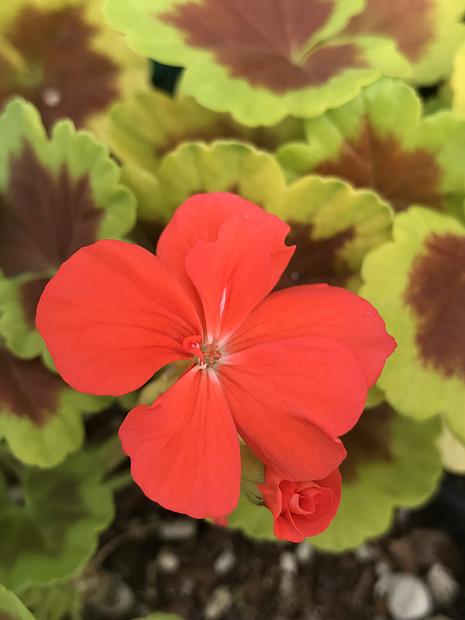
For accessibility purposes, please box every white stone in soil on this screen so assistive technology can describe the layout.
[355,543,376,562]
[296,541,314,564]
[280,551,298,574]
[387,574,433,620]
[205,586,233,619]
[157,550,180,574]
[159,520,197,541]
[427,563,459,605]
[214,549,236,576]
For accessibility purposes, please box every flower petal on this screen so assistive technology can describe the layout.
[229,284,396,386]
[157,193,294,320]
[36,239,202,395]
[119,367,241,518]
[219,363,346,481]
[186,212,293,340]
[223,337,368,437]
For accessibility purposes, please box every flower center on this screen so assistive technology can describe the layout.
[183,335,221,369]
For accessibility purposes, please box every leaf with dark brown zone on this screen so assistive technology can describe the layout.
[0,347,62,426]
[315,121,443,212]
[361,207,465,437]
[161,0,365,92]
[0,142,102,277]
[343,0,435,61]
[277,222,355,289]
[0,5,119,130]
[20,277,49,328]
[405,232,465,380]
[341,404,394,482]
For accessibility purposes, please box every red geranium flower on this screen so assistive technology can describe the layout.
[260,467,342,543]
[36,193,395,519]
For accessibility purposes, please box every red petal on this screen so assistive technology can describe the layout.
[36,240,201,395]
[119,368,241,518]
[229,284,396,386]
[157,193,294,331]
[218,363,346,482]
[223,337,367,437]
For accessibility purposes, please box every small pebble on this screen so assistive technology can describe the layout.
[180,577,194,597]
[42,87,61,107]
[386,574,433,620]
[355,543,376,562]
[296,541,314,565]
[205,586,233,619]
[157,550,180,574]
[214,549,236,576]
[280,551,298,574]
[427,563,459,605]
[375,560,392,578]
[159,520,197,541]
[375,573,394,597]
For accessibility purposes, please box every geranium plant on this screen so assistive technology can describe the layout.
[1,1,465,617]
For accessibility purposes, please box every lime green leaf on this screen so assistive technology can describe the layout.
[227,492,274,542]
[277,78,465,216]
[365,385,385,409]
[139,141,286,222]
[452,41,465,117]
[0,0,148,134]
[439,421,465,474]
[312,405,442,551]
[104,0,411,126]
[0,584,35,620]
[0,449,114,592]
[361,207,465,440]
[0,98,136,361]
[0,345,108,467]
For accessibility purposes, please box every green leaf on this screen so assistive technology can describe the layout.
[277,78,465,217]
[0,0,148,134]
[227,492,274,542]
[439,421,465,474]
[312,405,442,551]
[0,584,35,620]
[104,0,411,126]
[0,346,109,467]
[0,98,136,362]
[0,449,114,593]
[452,41,465,116]
[19,578,83,620]
[139,141,286,222]
[361,207,465,440]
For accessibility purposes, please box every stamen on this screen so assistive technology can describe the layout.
[182,335,221,369]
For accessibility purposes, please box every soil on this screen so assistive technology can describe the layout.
[83,476,465,620]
